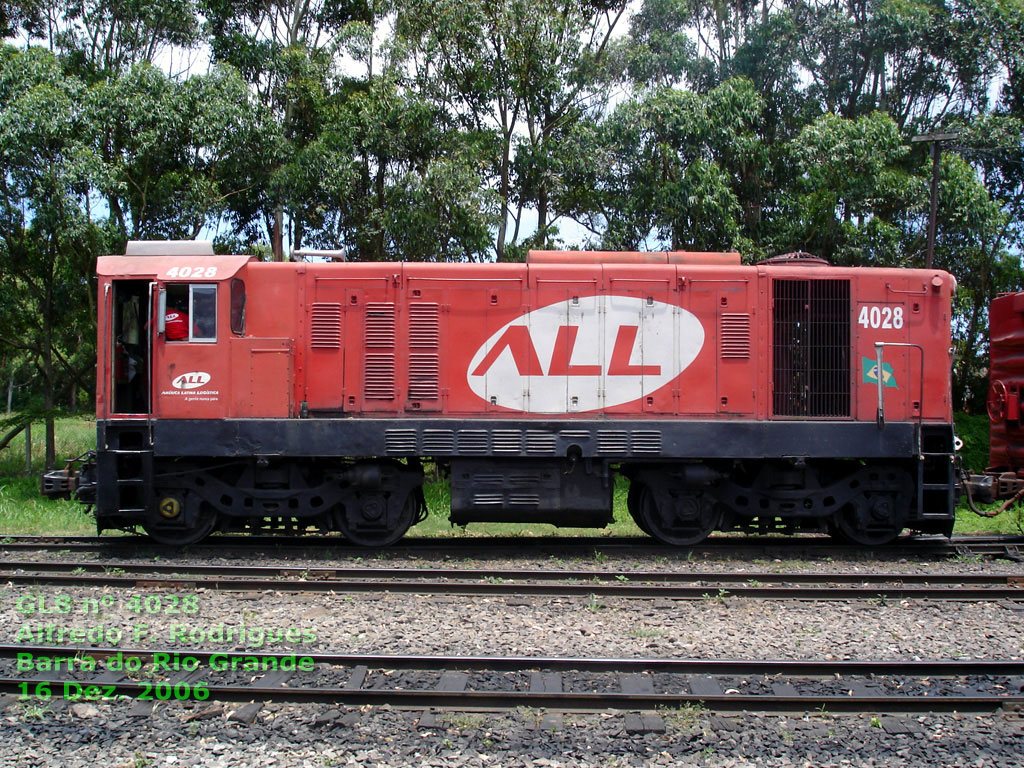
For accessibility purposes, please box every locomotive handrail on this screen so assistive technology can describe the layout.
[607,278,672,284]
[102,284,111,448]
[884,282,929,295]
[147,281,156,443]
[402,277,526,284]
[873,342,925,456]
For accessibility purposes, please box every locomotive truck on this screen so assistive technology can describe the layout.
[44,243,959,547]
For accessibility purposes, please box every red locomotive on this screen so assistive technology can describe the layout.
[44,243,959,546]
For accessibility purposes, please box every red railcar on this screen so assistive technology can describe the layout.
[45,243,959,546]
[964,292,1024,504]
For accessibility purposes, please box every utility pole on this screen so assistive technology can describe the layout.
[910,132,959,269]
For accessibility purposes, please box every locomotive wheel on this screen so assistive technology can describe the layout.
[337,491,417,547]
[830,493,904,546]
[626,482,653,535]
[143,496,218,546]
[635,484,720,546]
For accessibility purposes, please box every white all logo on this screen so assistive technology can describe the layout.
[172,371,211,390]
[466,295,705,413]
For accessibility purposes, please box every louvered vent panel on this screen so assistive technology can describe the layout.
[525,431,557,455]
[364,303,396,401]
[364,354,396,400]
[365,303,396,346]
[407,303,441,405]
[492,430,523,454]
[509,494,541,506]
[408,354,440,400]
[598,431,630,454]
[385,430,417,454]
[560,430,592,442]
[457,430,489,453]
[310,303,342,349]
[422,430,455,454]
[720,313,751,359]
[472,494,504,506]
[631,431,663,455]
[409,304,440,348]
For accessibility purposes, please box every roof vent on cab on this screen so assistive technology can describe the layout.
[758,251,830,266]
[125,241,214,257]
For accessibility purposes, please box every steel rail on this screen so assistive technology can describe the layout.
[3,560,1024,588]
[1,680,1019,713]
[1,534,1021,562]
[2,532,1015,548]
[4,644,1024,675]
[2,646,1021,713]
[2,571,1022,600]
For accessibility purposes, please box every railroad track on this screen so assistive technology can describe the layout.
[3,561,1023,600]
[1,645,1021,715]
[2,533,1023,560]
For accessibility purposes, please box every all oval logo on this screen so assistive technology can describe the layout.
[467,295,705,413]
[171,371,211,390]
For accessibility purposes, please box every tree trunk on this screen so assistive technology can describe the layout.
[496,113,514,262]
[272,207,284,261]
[43,280,55,469]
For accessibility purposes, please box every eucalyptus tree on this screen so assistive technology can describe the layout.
[15,0,202,80]
[789,0,1009,128]
[784,110,923,264]
[561,77,765,253]
[90,62,280,241]
[201,0,372,258]
[1,0,44,38]
[289,72,499,261]
[0,45,103,466]
[397,0,631,260]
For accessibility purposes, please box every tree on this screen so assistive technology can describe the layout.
[398,0,630,260]
[201,0,371,258]
[0,45,104,466]
[91,62,280,241]
[24,0,201,81]
[785,110,922,264]
[294,75,499,261]
[561,78,765,253]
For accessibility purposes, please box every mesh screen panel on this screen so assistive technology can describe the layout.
[772,279,850,418]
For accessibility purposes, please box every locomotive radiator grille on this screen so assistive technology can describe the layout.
[772,279,851,418]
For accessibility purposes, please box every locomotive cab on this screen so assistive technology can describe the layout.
[89,243,259,543]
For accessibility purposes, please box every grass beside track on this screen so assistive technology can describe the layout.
[1,416,1020,538]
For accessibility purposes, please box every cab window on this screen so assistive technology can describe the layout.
[166,284,217,342]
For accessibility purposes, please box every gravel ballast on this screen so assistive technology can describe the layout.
[2,546,1023,766]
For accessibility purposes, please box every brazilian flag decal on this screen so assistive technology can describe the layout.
[862,357,899,388]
